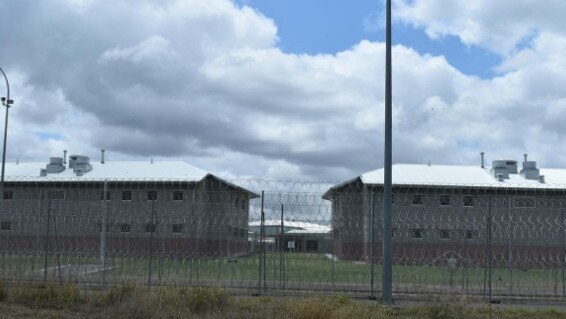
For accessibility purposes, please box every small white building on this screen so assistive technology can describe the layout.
[249,220,331,252]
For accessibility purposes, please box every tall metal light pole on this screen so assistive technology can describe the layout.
[0,68,14,212]
[382,0,394,305]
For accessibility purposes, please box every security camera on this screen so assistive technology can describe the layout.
[0,97,5,103]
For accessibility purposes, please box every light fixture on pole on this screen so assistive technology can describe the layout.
[0,67,14,213]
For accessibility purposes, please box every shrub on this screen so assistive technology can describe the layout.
[0,281,6,301]
[162,287,230,313]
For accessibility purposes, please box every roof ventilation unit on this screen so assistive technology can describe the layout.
[69,155,92,176]
[39,169,47,177]
[505,160,518,174]
[520,159,540,180]
[45,157,65,174]
[491,160,510,179]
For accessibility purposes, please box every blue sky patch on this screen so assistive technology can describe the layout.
[238,0,502,78]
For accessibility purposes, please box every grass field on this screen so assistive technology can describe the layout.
[1,283,566,319]
[0,252,563,297]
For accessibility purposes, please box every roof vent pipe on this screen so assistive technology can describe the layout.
[539,175,545,183]
[101,149,105,164]
[481,152,485,168]
[524,154,528,163]
[63,150,67,165]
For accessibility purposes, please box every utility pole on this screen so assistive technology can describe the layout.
[382,0,394,305]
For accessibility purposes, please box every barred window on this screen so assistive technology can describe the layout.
[120,223,131,233]
[412,194,423,205]
[145,223,157,233]
[235,197,239,208]
[1,221,11,231]
[439,195,450,206]
[173,191,183,201]
[410,228,423,239]
[3,190,13,200]
[439,229,450,239]
[49,190,65,200]
[465,230,477,240]
[100,190,111,201]
[514,197,535,208]
[147,190,157,201]
[122,190,132,201]
[97,223,110,232]
[463,195,474,207]
[172,224,183,234]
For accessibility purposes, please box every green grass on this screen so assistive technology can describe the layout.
[0,252,563,296]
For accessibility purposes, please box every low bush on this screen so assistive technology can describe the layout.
[0,281,6,301]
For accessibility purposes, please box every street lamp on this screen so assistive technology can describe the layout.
[0,67,14,207]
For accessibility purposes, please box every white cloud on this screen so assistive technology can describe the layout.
[395,0,566,55]
[1,0,566,182]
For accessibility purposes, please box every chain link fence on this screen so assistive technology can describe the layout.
[0,177,565,302]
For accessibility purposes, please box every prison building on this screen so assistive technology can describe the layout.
[0,154,258,258]
[323,156,566,268]
[249,220,331,253]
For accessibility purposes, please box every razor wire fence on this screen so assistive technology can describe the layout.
[0,177,565,302]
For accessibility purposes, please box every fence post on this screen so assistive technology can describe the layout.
[43,194,52,282]
[463,207,469,294]
[507,195,515,295]
[280,204,285,289]
[147,194,156,286]
[370,191,376,299]
[101,180,108,286]
[256,190,264,296]
[486,195,493,301]
[561,208,565,297]
[262,191,266,292]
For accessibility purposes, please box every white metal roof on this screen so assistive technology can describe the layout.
[249,220,331,234]
[4,161,209,182]
[359,164,566,189]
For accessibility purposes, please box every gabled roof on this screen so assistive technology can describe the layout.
[323,163,566,199]
[5,161,207,181]
[3,160,259,197]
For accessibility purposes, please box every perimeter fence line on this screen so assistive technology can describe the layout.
[0,177,565,302]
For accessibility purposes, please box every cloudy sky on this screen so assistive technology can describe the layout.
[1,0,565,181]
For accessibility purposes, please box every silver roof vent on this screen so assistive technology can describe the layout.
[505,160,518,174]
[44,157,65,174]
[491,160,510,179]
[520,155,540,180]
[69,155,93,175]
